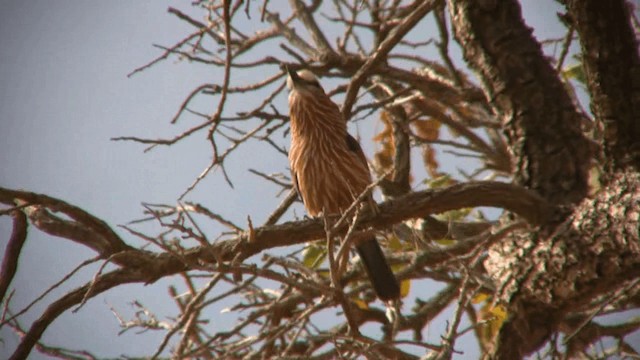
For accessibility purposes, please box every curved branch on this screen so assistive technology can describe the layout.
[1,181,551,279]
[0,188,132,255]
[448,0,593,206]
[289,0,334,56]
[9,268,143,360]
[192,181,551,266]
[564,0,640,175]
[265,10,319,59]
[0,211,27,302]
[341,0,440,119]
[1,180,551,358]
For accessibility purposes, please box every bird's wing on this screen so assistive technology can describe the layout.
[291,168,304,204]
[345,133,370,171]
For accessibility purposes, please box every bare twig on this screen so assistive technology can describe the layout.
[0,211,27,303]
[341,0,439,120]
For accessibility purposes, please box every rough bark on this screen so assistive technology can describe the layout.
[448,0,639,358]
[565,0,640,175]
[485,171,640,358]
[448,0,593,206]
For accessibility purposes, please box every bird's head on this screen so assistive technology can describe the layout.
[285,66,325,97]
[284,65,344,131]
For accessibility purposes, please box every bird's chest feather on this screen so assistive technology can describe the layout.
[289,134,371,216]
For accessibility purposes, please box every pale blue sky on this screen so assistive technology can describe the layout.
[2,1,632,358]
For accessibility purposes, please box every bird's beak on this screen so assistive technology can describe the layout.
[285,65,301,86]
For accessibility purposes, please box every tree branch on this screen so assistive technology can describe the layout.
[448,0,593,206]
[564,0,640,175]
[0,188,132,255]
[341,0,440,120]
[0,211,27,302]
[0,180,551,288]
[487,170,640,358]
[9,269,143,360]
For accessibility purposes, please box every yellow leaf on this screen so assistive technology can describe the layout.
[437,208,472,222]
[316,269,330,279]
[425,174,455,188]
[477,300,508,349]
[434,238,455,246]
[562,62,587,86]
[352,298,369,310]
[472,292,490,304]
[387,235,403,251]
[302,244,326,269]
[490,304,507,322]
[384,235,410,298]
[400,279,411,298]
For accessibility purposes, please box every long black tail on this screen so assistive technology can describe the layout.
[355,238,400,301]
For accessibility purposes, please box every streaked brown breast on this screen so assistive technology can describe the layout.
[288,93,372,217]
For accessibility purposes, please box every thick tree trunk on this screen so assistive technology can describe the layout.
[485,171,640,358]
[564,0,640,175]
[449,0,640,357]
[448,0,593,207]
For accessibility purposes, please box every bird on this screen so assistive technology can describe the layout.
[285,66,400,301]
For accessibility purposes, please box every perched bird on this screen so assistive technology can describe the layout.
[285,66,400,301]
